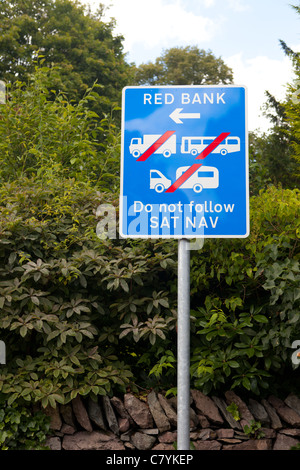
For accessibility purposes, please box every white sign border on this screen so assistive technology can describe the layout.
[119,85,249,240]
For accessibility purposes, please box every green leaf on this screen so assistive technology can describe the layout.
[120,279,129,292]
[242,376,251,390]
[253,315,268,323]
[51,394,65,404]
[20,325,28,337]
[228,360,240,368]
[31,296,40,305]
[159,298,169,308]
[294,288,300,301]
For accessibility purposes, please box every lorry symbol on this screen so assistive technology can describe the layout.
[150,166,219,193]
[130,134,176,158]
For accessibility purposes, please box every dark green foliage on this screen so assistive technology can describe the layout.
[249,128,299,193]
[0,177,299,406]
[189,187,300,395]
[250,4,300,192]
[0,66,121,189]
[243,420,265,439]
[253,10,300,191]
[0,177,137,407]
[252,92,300,191]
[132,46,233,86]
[0,0,131,115]
[0,394,51,450]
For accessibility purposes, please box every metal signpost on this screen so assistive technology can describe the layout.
[120,85,249,450]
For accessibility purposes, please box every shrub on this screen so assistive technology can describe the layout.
[0,66,121,191]
[0,178,299,408]
[190,186,300,395]
[0,177,134,406]
[0,394,50,450]
[0,176,178,406]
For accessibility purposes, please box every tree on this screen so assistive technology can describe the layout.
[249,91,299,192]
[251,3,300,191]
[0,0,131,114]
[279,16,300,175]
[0,66,121,189]
[132,46,233,86]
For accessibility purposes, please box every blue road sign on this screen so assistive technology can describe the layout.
[120,85,249,238]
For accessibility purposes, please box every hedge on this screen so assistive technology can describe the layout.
[0,177,299,411]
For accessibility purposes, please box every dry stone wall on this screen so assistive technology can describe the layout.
[44,390,300,451]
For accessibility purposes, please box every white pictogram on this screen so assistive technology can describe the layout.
[150,170,172,193]
[181,136,240,156]
[129,134,240,159]
[129,134,176,158]
[150,166,219,193]
[169,108,201,124]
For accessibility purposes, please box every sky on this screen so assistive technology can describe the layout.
[87,0,300,133]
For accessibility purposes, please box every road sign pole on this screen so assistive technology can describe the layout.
[177,238,190,450]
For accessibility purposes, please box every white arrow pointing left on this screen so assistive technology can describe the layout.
[169,108,201,124]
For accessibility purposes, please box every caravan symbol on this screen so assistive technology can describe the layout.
[175,166,219,193]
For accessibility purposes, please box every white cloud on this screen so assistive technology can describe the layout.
[291,43,300,54]
[91,0,300,134]
[203,0,216,7]
[100,0,219,53]
[225,52,296,132]
[227,0,250,12]
[195,0,249,11]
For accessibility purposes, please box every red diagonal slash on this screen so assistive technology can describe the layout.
[165,132,230,193]
[137,131,175,162]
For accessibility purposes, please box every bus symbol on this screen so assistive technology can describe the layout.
[181,136,240,156]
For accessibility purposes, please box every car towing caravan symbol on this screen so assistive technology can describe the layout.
[150,166,219,193]
[150,170,172,193]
